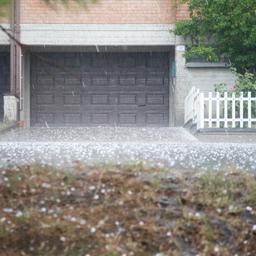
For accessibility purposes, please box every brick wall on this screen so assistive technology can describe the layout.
[0,17,9,23]
[0,3,10,23]
[20,0,176,24]
[176,3,189,20]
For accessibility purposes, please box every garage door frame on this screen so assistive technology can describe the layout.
[22,47,175,128]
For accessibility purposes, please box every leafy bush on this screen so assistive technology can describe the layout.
[234,70,256,94]
[185,46,219,62]
[173,0,256,73]
[214,69,256,94]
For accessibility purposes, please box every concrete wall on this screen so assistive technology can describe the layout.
[20,24,176,46]
[0,24,10,45]
[175,45,236,126]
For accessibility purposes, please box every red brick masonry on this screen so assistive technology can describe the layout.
[19,0,189,24]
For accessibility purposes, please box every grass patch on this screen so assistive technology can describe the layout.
[0,164,255,255]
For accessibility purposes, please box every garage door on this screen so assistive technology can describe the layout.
[31,52,169,127]
[0,53,10,121]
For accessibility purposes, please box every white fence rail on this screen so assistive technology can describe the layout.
[184,87,256,129]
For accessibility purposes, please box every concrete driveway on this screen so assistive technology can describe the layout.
[0,127,197,143]
[0,127,255,171]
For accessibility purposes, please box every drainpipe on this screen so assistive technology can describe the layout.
[10,0,21,98]
[4,0,21,123]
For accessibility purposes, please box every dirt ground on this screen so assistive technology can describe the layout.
[0,163,256,256]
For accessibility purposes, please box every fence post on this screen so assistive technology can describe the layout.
[184,94,187,124]
[198,92,204,129]
[194,89,200,124]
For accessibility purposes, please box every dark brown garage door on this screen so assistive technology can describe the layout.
[0,53,10,121]
[31,52,169,127]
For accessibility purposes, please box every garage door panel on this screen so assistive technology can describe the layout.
[118,113,137,125]
[63,94,82,105]
[146,112,168,125]
[118,94,137,105]
[36,94,55,105]
[35,112,55,125]
[146,94,165,105]
[63,113,82,125]
[91,94,110,105]
[31,52,169,127]
[91,76,108,86]
[90,112,113,125]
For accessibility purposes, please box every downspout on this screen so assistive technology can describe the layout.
[10,0,21,99]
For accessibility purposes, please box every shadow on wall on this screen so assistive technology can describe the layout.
[0,52,10,121]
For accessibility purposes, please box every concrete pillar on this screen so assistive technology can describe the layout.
[20,51,30,128]
[4,95,19,122]
[175,45,191,126]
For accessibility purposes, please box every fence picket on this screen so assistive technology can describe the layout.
[208,92,212,128]
[184,87,256,130]
[232,92,236,128]
[224,92,228,128]
[216,92,220,128]
[248,92,252,128]
[240,92,244,128]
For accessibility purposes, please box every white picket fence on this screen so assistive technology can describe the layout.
[184,87,256,129]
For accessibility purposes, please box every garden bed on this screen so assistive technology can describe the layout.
[0,164,256,255]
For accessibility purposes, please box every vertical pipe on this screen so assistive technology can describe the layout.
[10,0,21,98]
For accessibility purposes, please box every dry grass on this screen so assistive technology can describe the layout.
[0,163,256,256]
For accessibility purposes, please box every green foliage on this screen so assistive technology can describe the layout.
[214,69,256,94]
[184,46,218,62]
[0,0,8,6]
[234,69,256,93]
[174,0,256,73]
[214,83,229,95]
[0,0,9,16]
